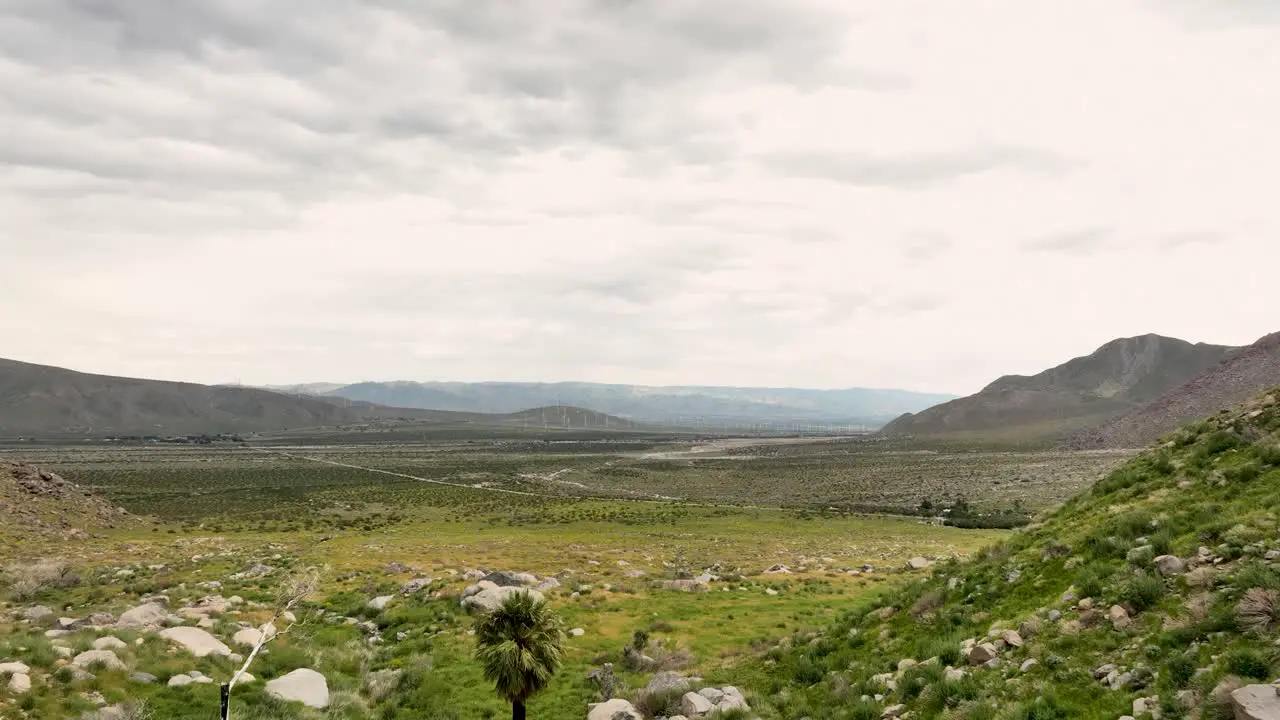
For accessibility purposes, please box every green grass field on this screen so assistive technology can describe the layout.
[0,434,1124,718]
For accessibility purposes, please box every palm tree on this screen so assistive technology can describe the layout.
[474,591,566,720]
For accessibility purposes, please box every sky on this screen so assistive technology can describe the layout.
[2,1,1278,395]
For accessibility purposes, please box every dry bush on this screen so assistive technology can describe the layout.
[911,591,944,618]
[1237,588,1280,633]
[4,558,75,600]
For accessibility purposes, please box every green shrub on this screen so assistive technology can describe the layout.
[1119,573,1165,612]
[1223,649,1272,680]
[1165,655,1196,688]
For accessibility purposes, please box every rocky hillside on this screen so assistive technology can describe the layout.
[880,334,1235,442]
[750,389,1280,718]
[0,460,138,539]
[1076,331,1280,449]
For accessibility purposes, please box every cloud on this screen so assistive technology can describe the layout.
[1019,227,1113,255]
[760,146,1072,189]
[2,0,1279,395]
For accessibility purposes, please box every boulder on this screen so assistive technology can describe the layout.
[401,578,434,594]
[883,705,907,718]
[22,606,54,623]
[1231,684,1280,720]
[1154,555,1187,576]
[967,643,998,665]
[368,595,394,611]
[699,687,725,703]
[763,564,792,574]
[569,628,586,637]
[663,579,710,593]
[92,637,128,651]
[1108,605,1132,630]
[129,672,157,684]
[7,673,31,694]
[71,650,126,671]
[906,557,933,570]
[116,603,168,630]
[168,674,194,687]
[587,699,642,720]
[0,662,31,675]
[159,627,231,658]
[645,671,690,695]
[266,668,330,709]
[717,687,750,712]
[1001,630,1024,647]
[681,691,713,716]
[482,571,539,587]
[461,586,544,614]
[233,628,264,648]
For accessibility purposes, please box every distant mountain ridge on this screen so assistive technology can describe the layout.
[270,381,956,426]
[880,334,1236,441]
[0,358,633,436]
[1073,330,1280,448]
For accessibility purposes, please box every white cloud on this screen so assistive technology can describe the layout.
[1,0,1277,394]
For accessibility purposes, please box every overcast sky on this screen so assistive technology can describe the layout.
[2,1,1278,394]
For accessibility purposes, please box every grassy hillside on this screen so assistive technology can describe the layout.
[749,389,1280,719]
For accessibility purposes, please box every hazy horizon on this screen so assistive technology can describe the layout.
[4,1,1278,395]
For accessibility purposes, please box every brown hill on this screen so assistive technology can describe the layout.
[1073,330,1280,448]
[0,358,639,437]
[880,334,1235,441]
[0,460,137,540]
[0,357,376,436]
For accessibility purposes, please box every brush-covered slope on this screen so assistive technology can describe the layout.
[0,460,140,541]
[752,389,1280,719]
[1077,331,1280,449]
[881,334,1234,442]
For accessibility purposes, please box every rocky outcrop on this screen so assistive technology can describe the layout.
[1231,684,1280,720]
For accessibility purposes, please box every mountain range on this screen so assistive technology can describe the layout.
[0,358,629,437]
[881,331,1280,447]
[266,381,956,427]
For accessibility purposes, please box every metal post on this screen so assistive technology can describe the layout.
[220,683,230,720]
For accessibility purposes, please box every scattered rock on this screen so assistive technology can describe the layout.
[1154,555,1187,576]
[460,585,544,613]
[644,671,690,696]
[92,637,128,651]
[7,673,31,694]
[168,674,194,687]
[681,691,713,716]
[1020,659,1038,673]
[967,643,998,665]
[23,606,54,624]
[1232,684,1280,720]
[71,650,126,671]
[883,704,907,718]
[1001,630,1024,647]
[763,564,792,574]
[115,603,168,630]
[663,580,710,593]
[0,662,31,675]
[906,557,933,570]
[383,562,410,574]
[367,595,394,611]
[129,672,157,684]
[401,578,434,594]
[1108,605,1132,630]
[569,628,586,637]
[587,699,641,720]
[266,668,330,709]
[159,627,232,658]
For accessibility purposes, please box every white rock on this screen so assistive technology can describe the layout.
[906,557,933,570]
[233,628,264,648]
[368,595,394,610]
[159,627,231,658]
[115,603,168,630]
[1232,684,1280,720]
[8,673,31,694]
[0,662,31,675]
[71,650,126,670]
[168,674,194,687]
[681,691,713,716]
[587,698,642,720]
[1154,555,1187,576]
[569,628,586,637]
[967,643,998,665]
[266,669,330,709]
[92,637,128,651]
[460,586,543,613]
